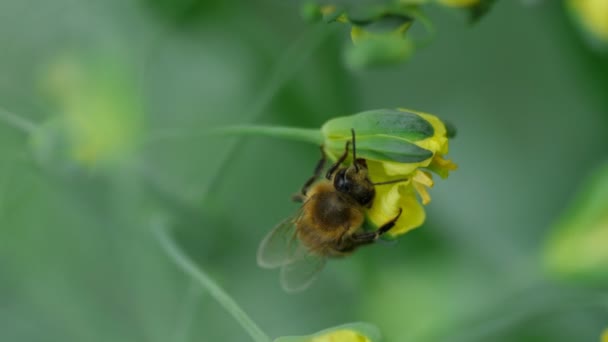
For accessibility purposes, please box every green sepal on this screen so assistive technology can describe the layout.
[347,5,414,27]
[274,322,382,342]
[327,135,432,163]
[345,34,414,69]
[322,109,435,142]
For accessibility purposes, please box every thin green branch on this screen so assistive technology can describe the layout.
[0,106,37,134]
[201,24,331,197]
[153,222,271,342]
[212,125,323,145]
[171,281,204,342]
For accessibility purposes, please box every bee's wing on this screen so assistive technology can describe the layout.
[280,248,327,293]
[257,211,304,269]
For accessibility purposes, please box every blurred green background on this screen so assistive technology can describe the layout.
[0,0,607,341]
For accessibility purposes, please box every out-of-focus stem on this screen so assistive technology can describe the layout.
[0,106,37,134]
[154,222,271,342]
[213,125,323,145]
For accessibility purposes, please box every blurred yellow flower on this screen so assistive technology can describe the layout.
[274,322,381,342]
[602,328,608,342]
[437,0,480,7]
[544,162,608,283]
[568,0,608,43]
[310,329,370,342]
[40,53,142,167]
[350,20,413,44]
[318,4,416,68]
[321,108,456,236]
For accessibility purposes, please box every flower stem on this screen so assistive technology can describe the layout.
[153,222,271,342]
[213,125,323,145]
[0,106,37,134]
[199,24,331,198]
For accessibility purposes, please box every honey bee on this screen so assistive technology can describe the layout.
[257,129,406,292]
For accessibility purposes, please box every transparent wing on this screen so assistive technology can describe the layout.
[280,247,327,293]
[257,211,303,269]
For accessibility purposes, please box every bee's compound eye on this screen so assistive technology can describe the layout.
[334,169,349,192]
[357,189,374,206]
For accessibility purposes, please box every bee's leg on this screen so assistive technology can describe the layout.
[298,145,327,197]
[350,208,403,245]
[325,141,351,179]
[291,193,306,202]
[375,208,403,235]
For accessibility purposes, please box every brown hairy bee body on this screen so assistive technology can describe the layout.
[257,129,405,292]
[297,182,365,257]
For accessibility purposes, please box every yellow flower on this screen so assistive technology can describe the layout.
[568,0,608,43]
[602,328,608,342]
[222,108,456,238]
[321,108,457,236]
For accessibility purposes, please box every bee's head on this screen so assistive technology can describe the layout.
[334,159,375,206]
[332,135,376,206]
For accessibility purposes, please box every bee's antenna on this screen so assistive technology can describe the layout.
[372,178,409,186]
[351,128,359,172]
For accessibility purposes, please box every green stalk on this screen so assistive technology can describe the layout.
[0,106,37,134]
[213,125,323,145]
[153,222,271,342]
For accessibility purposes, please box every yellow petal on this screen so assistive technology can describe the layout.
[310,329,371,342]
[390,187,426,236]
[413,170,434,188]
[367,160,414,184]
[413,170,434,205]
[367,181,403,227]
[429,154,458,179]
[413,182,431,205]
[367,183,426,237]
[602,328,608,342]
[381,159,431,177]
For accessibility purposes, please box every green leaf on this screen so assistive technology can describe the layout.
[326,136,433,163]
